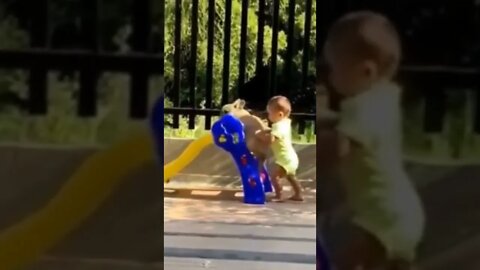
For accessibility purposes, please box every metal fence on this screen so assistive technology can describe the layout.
[1,0,479,135]
[0,0,163,119]
[163,0,317,134]
[316,0,480,134]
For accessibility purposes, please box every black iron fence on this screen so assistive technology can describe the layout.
[1,0,479,136]
[164,0,480,136]
[0,0,163,119]
[163,0,318,134]
[315,0,480,134]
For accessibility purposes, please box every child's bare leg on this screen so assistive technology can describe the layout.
[286,175,304,201]
[270,165,286,201]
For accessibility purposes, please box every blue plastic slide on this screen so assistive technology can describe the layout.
[211,114,273,204]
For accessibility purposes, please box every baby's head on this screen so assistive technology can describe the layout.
[324,11,401,96]
[267,96,291,123]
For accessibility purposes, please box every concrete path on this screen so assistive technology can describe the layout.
[164,198,316,270]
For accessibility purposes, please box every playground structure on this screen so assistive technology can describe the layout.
[211,113,273,204]
[0,96,279,270]
[0,131,155,270]
[156,97,274,204]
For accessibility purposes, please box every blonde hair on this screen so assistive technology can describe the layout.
[325,11,401,78]
[268,95,292,117]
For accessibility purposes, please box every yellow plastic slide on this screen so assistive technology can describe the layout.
[0,131,155,270]
[164,133,213,181]
[0,131,212,269]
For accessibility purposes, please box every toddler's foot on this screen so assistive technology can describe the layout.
[271,197,286,203]
[267,193,285,202]
[288,195,304,202]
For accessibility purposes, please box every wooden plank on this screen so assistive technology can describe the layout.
[164,257,314,270]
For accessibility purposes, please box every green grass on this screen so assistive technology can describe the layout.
[164,115,316,144]
[164,114,480,164]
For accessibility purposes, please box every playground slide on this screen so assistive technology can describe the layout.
[0,131,155,270]
[164,134,213,181]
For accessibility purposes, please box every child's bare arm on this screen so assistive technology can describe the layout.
[255,129,275,144]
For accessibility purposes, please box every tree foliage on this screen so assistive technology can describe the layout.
[164,0,317,107]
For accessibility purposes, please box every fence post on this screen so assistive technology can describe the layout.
[301,0,313,92]
[29,0,49,115]
[205,0,216,129]
[269,0,280,97]
[284,0,296,95]
[238,0,249,92]
[130,0,152,118]
[79,0,100,117]
[221,0,233,105]
[188,0,199,129]
[172,0,182,128]
[159,0,165,88]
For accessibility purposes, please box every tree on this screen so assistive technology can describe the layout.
[163,0,317,108]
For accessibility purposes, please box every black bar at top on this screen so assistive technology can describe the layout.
[29,0,49,115]
[130,0,152,118]
[79,0,100,117]
[189,0,199,128]
[269,0,280,96]
[256,0,266,74]
[301,0,312,92]
[238,0,249,90]
[173,0,182,127]
[222,0,233,105]
[284,0,296,95]
[205,0,216,129]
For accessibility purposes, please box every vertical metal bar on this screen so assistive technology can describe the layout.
[222,0,233,105]
[238,0,249,92]
[79,0,100,117]
[284,0,296,95]
[298,120,306,134]
[188,0,199,129]
[269,0,280,96]
[130,0,151,119]
[301,0,312,92]
[256,0,266,74]
[474,88,480,133]
[173,0,182,128]
[424,87,446,133]
[159,0,165,86]
[205,0,216,129]
[29,0,49,115]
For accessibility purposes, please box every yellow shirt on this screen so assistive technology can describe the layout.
[338,81,425,261]
[270,118,299,175]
